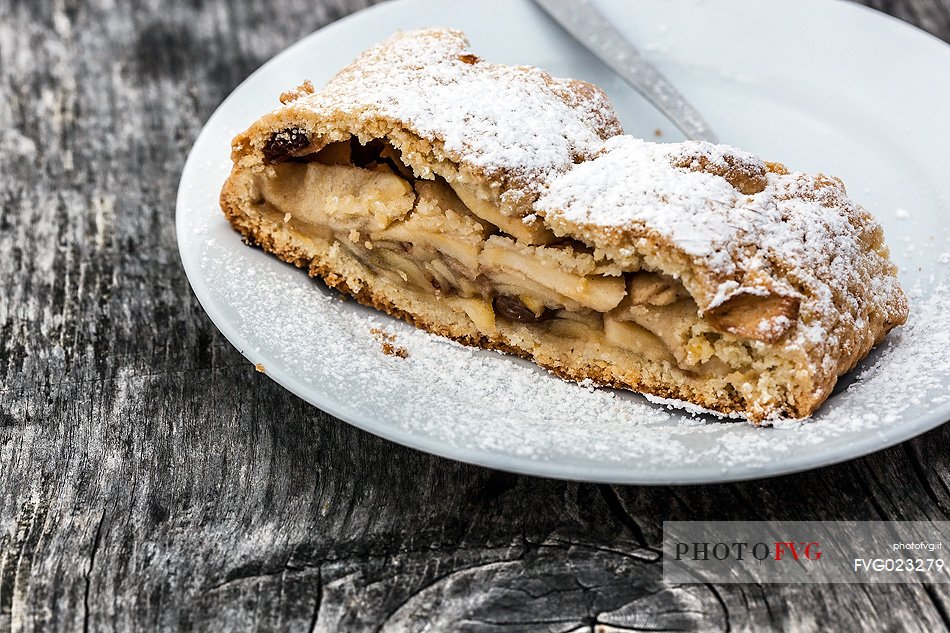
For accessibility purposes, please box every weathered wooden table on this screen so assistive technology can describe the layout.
[2,0,949,630]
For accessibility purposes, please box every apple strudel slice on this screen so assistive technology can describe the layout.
[219,28,908,422]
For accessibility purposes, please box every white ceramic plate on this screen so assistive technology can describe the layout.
[177,0,950,484]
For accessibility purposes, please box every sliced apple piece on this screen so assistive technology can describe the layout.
[627,271,689,306]
[620,299,700,369]
[544,312,605,349]
[447,296,496,333]
[372,248,434,291]
[370,179,487,274]
[313,140,352,165]
[705,292,800,343]
[374,223,481,274]
[489,273,576,312]
[603,315,677,364]
[452,182,557,244]
[480,237,626,312]
[260,162,414,229]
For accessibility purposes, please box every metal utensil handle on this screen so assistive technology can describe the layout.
[534,0,719,143]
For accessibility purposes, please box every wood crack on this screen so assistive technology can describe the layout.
[597,485,658,553]
[902,443,949,515]
[306,567,323,633]
[82,510,106,633]
[923,583,950,631]
[855,464,893,520]
[544,536,660,563]
[373,557,528,633]
[701,583,731,633]
[206,560,323,593]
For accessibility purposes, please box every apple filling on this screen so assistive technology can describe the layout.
[250,137,783,385]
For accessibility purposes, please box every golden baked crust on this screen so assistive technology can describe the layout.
[218,28,908,423]
[535,137,909,418]
[220,171,771,418]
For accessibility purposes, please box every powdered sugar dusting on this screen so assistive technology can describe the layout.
[538,135,908,384]
[194,223,949,478]
[538,137,896,305]
[540,138,748,246]
[179,17,950,482]
[644,393,746,420]
[285,28,619,195]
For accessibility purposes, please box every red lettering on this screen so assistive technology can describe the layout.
[774,541,822,561]
[774,541,799,561]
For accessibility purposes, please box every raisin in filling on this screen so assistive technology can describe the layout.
[262,128,311,164]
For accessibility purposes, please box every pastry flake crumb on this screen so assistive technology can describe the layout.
[370,327,395,341]
[254,362,266,373]
[279,79,315,104]
[382,341,409,358]
[371,328,409,358]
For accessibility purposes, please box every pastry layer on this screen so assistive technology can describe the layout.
[219,28,909,423]
[221,175,803,419]
[223,146,835,422]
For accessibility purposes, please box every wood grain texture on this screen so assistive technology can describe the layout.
[1,0,949,631]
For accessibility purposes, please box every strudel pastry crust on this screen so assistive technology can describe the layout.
[219,28,908,422]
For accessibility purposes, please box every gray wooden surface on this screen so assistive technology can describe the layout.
[1,0,949,631]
